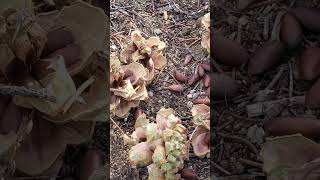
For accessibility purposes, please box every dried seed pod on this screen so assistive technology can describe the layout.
[197,65,205,77]
[174,70,188,83]
[163,84,184,93]
[184,54,192,65]
[200,63,210,72]
[179,168,199,180]
[264,117,320,138]
[212,35,248,66]
[213,73,238,99]
[291,7,320,33]
[203,74,210,88]
[306,78,320,108]
[42,28,74,56]
[299,48,320,80]
[79,149,102,180]
[188,74,199,86]
[280,13,302,50]
[193,98,210,105]
[248,41,285,75]
[237,0,261,10]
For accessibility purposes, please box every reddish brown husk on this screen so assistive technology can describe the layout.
[193,98,210,105]
[206,87,210,97]
[47,44,81,66]
[203,74,210,88]
[79,149,103,180]
[212,73,238,100]
[264,117,320,138]
[179,168,199,180]
[42,28,74,56]
[248,41,285,75]
[306,78,320,108]
[188,74,199,86]
[201,63,210,72]
[291,7,320,33]
[197,65,205,77]
[184,54,192,65]
[174,70,188,83]
[237,0,261,10]
[280,13,302,50]
[164,84,184,93]
[299,47,320,80]
[212,35,249,66]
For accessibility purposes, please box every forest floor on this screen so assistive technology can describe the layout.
[110,0,210,179]
[212,0,320,179]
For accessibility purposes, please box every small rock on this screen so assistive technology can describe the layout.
[247,125,265,144]
[148,91,154,97]
[154,29,162,35]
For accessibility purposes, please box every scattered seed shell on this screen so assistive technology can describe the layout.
[193,98,210,105]
[291,7,320,33]
[201,63,210,72]
[212,35,249,66]
[184,54,192,65]
[179,168,199,180]
[306,78,320,108]
[203,74,210,88]
[264,117,320,138]
[174,70,188,83]
[213,73,239,99]
[79,149,102,180]
[188,74,199,86]
[280,12,302,50]
[248,41,285,75]
[299,47,320,80]
[197,65,205,77]
[42,28,74,56]
[164,84,184,93]
[237,0,261,10]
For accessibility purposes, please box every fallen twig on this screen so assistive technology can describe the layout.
[0,85,56,102]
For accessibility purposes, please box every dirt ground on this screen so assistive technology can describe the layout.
[212,0,320,179]
[110,0,210,179]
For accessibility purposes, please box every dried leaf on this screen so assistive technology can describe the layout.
[150,51,167,70]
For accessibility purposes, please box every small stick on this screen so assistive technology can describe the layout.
[218,133,259,156]
[265,66,284,90]
[238,158,263,168]
[288,61,293,98]
[164,70,180,85]
[0,85,56,102]
[110,116,126,135]
[212,161,232,175]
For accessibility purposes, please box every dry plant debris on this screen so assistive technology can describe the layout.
[125,108,188,180]
[0,0,107,178]
[191,104,210,157]
[110,30,167,118]
[201,13,210,53]
[212,0,320,179]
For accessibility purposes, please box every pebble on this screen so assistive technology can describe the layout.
[148,91,154,97]
[187,101,193,108]
[154,29,162,35]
